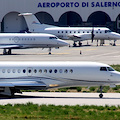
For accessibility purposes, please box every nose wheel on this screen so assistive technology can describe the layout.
[48,48,51,55]
[99,86,103,98]
[99,93,103,98]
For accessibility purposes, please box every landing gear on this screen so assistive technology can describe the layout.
[73,41,82,47]
[113,40,116,46]
[99,86,103,98]
[3,49,12,55]
[48,48,51,55]
[8,49,11,55]
[97,40,98,46]
[73,41,77,47]
[79,41,82,46]
[3,49,7,55]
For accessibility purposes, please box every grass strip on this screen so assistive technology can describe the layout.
[0,103,120,120]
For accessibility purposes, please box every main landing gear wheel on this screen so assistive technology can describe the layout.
[79,41,82,46]
[73,42,77,47]
[3,49,12,55]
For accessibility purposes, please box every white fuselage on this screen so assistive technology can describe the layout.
[0,33,68,49]
[36,26,120,42]
[21,13,120,42]
[0,61,120,90]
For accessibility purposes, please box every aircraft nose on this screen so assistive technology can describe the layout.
[112,32,120,39]
[58,40,69,46]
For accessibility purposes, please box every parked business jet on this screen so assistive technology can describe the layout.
[0,33,68,55]
[0,61,120,98]
[19,13,120,46]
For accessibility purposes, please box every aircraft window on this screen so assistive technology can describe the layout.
[78,31,80,33]
[7,69,11,73]
[54,69,57,73]
[70,31,71,33]
[59,69,62,73]
[12,69,16,73]
[58,31,59,33]
[2,69,5,73]
[39,69,42,73]
[100,31,102,33]
[70,69,73,73]
[44,69,47,73]
[64,69,68,73]
[83,31,84,33]
[66,31,67,33]
[49,69,52,73]
[96,31,98,33]
[74,31,76,33]
[18,69,21,73]
[49,37,57,39]
[107,67,115,71]
[105,30,112,33]
[23,69,26,73]
[87,31,89,33]
[34,69,37,73]
[62,31,63,33]
[100,67,107,71]
[28,69,32,73]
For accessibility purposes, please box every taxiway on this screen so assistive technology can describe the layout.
[1,92,120,106]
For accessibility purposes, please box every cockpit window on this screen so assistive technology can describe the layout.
[105,30,112,33]
[100,67,107,71]
[49,37,57,39]
[107,67,114,71]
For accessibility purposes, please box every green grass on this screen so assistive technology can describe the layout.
[0,103,120,120]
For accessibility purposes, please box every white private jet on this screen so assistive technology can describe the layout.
[19,13,120,46]
[0,61,120,98]
[0,33,68,55]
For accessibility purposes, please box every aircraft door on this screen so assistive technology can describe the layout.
[27,67,33,76]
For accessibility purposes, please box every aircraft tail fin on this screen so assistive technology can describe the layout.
[19,13,43,32]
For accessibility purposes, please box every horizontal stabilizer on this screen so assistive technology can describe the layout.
[18,13,33,16]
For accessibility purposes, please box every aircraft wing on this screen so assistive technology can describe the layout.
[69,33,91,41]
[0,45,22,49]
[0,80,46,88]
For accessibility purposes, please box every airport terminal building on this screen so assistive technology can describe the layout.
[1,0,120,33]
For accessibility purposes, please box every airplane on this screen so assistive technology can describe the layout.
[19,13,120,47]
[0,33,68,55]
[0,61,120,98]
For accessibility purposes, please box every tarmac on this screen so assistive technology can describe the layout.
[0,40,120,65]
[1,92,120,106]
